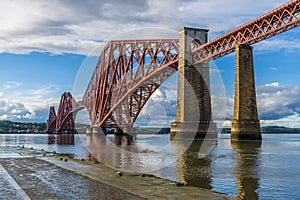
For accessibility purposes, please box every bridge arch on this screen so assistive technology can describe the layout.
[82,39,179,128]
[55,92,77,132]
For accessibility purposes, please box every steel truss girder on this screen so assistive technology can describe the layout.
[56,92,76,131]
[46,106,57,133]
[193,0,300,63]
[83,39,179,128]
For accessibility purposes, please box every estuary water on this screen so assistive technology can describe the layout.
[0,133,299,199]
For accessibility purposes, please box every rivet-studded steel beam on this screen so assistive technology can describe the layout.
[82,39,179,128]
[56,92,76,132]
[193,0,300,63]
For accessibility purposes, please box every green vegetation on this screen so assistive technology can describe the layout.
[0,120,46,133]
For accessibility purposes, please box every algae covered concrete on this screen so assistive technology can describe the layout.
[41,153,232,199]
[0,146,233,199]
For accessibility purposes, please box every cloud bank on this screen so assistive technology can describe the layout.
[135,81,300,128]
[0,0,287,55]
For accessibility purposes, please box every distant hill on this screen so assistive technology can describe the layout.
[261,126,300,133]
[221,126,300,134]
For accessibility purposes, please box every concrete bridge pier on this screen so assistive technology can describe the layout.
[231,45,261,141]
[170,27,217,140]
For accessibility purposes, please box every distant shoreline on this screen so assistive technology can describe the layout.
[221,126,300,134]
[220,132,300,134]
[1,132,300,135]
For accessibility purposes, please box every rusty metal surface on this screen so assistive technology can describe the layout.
[193,0,300,63]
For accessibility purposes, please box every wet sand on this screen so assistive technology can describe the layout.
[0,146,233,199]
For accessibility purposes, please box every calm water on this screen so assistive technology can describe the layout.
[0,133,299,199]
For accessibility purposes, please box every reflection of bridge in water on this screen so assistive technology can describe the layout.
[81,132,263,198]
[48,134,75,145]
[46,1,299,141]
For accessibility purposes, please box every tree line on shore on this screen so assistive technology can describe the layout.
[0,120,46,133]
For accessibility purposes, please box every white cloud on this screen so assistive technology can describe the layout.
[212,96,233,121]
[0,0,288,55]
[23,97,59,121]
[213,82,300,128]
[134,81,300,128]
[0,86,61,122]
[254,39,300,53]
[3,81,22,89]
[260,114,300,128]
[0,98,31,120]
[0,37,101,55]
[257,83,300,121]
[265,82,279,87]
[136,87,177,127]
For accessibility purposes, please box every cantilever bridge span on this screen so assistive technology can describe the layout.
[47,0,299,137]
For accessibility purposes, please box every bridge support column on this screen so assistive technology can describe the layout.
[170,27,217,140]
[92,127,106,135]
[231,45,261,141]
[86,128,92,135]
[114,127,123,135]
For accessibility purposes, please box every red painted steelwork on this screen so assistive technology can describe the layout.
[56,92,76,132]
[46,106,57,133]
[193,0,300,63]
[82,39,179,128]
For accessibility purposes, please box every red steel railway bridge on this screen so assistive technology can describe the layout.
[46,0,299,140]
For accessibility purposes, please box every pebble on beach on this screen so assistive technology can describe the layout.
[116,172,123,176]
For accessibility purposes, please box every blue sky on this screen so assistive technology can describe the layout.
[0,0,299,128]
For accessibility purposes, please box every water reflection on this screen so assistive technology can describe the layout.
[114,135,135,146]
[0,133,298,198]
[83,133,179,173]
[48,134,75,145]
[85,133,137,167]
[172,139,217,188]
[231,141,261,200]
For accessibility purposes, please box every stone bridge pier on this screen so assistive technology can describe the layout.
[231,45,261,141]
[170,27,217,140]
